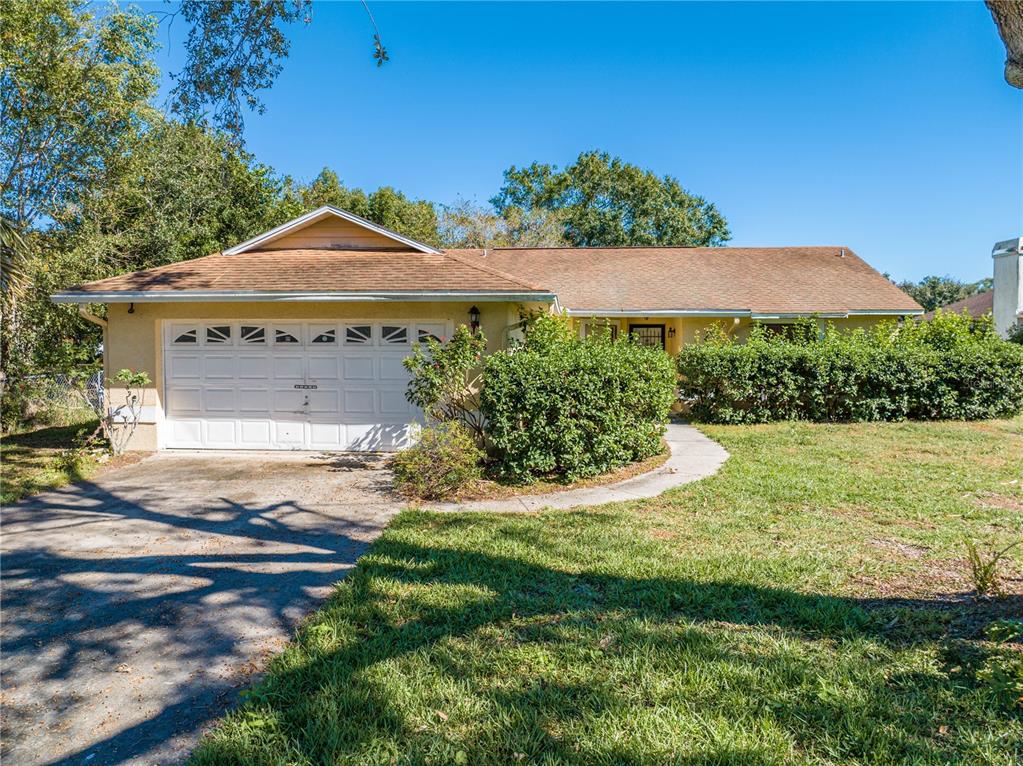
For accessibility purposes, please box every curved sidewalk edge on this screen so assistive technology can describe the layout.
[425,423,729,513]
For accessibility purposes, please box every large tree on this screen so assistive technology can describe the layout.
[492,151,730,248]
[0,0,159,228]
[65,119,294,273]
[439,198,568,249]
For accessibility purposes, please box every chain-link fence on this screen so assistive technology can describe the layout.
[23,370,105,420]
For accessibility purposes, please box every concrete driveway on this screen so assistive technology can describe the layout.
[1,452,401,766]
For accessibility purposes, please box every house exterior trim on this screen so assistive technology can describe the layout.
[222,205,443,255]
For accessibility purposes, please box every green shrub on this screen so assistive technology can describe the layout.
[678,313,1023,424]
[391,422,483,500]
[403,325,487,444]
[481,315,676,482]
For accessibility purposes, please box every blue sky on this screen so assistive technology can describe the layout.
[150,1,1021,283]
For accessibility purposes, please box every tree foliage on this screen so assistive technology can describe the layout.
[170,1,312,139]
[438,197,568,249]
[64,119,294,273]
[897,275,992,312]
[492,150,730,248]
[1,0,159,226]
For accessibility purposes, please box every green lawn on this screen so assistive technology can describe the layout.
[192,419,1023,765]
[1,420,103,504]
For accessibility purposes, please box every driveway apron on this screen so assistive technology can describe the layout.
[1,452,400,766]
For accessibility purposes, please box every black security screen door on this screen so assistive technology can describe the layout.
[629,324,666,349]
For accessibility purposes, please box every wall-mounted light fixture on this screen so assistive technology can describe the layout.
[127,302,135,314]
[668,326,676,338]
[468,305,481,334]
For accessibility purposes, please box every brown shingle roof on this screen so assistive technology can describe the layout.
[62,249,546,295]
[57,245,922,316]
[920,290,993,321]
[452,246,922,315]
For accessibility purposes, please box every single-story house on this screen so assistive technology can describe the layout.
[53,206,922,452]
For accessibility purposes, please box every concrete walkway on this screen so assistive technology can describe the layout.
[426,423,729,512]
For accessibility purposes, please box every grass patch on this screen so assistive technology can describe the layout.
[1,419,120,504]
[192,419,1023,765]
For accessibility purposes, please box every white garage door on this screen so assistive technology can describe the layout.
[162,320,447,451]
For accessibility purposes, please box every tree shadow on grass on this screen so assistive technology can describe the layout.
[187,514,1022,766]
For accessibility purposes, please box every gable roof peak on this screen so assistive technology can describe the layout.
[223,205,442,255]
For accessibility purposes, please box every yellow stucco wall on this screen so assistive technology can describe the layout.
[105,300,903,451]
[104,300,527,450]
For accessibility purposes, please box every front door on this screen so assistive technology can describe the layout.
[628,323,666,349]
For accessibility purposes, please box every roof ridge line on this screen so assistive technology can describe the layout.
[441,250,548,292]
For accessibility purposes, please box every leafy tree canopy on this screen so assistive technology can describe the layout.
[439,198,568,249]
[169,1,312,139]
[1,0,159,227]
[492,150,730,248]
[897,275,992,312]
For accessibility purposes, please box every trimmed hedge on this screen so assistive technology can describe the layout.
[481,316,676,482]
[677,314,1023,424]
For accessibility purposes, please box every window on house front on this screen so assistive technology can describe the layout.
[274,327,300,344]
[206,325,232,344]
[345,325,373,345]
[310,326,337,344]
[581,320,620,341]
[628,324,666,349]
[173,328,198,344]
[240,325,266,344]
[382,325,409,345]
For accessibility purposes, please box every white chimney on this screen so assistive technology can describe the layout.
[992,237,1023,338]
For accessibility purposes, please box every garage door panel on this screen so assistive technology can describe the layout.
[379,388,412,415]
[236,356,271,379]
[168,387,202,413]
[273,356,304,379]
[237,388,270,412]
[239,420,271,447]
[167,354,201,381]
[309,422,343,449]
[307,356,340,380]
[347,423,414,451]
[170,419,202,446]
[273,389,307,412]
[204,388,236,413]
[343,389,375,415]
[205,420,237,447]
[273,421,304,446]
[342,355,375,381]
[308,389,340,414]
[379,355,409,381]
[165,320,432,450]
[203,355,236,379]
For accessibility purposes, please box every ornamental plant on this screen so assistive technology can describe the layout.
[403,325,487,444]
[391,422,483,500]
[481,314,676,482]
[677,312,1023,424]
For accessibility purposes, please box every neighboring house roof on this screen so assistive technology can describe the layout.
[919,290,994,321]
[51,207,922,316]
[456,246,922,317]
[54,250,552,302]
